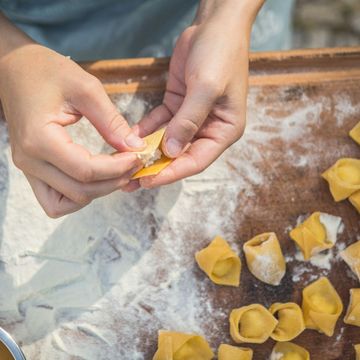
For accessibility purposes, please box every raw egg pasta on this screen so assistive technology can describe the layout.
[344,288,360,327]
[350,121,360,145]
[270,342,310,360]
[340,241,360,282]
[218,344,253,360]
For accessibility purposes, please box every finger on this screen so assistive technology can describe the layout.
[25,159,141,205]
[38,123,143,182]
[140,137,223,189]
[163,85,219,158]
[72,76,145,150]
[25,174,83,218]
[135,104,172,138]
[121,180,141,193]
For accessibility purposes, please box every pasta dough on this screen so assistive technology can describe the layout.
[350,121,360,145]
[270,342,310,360]
[243,232,285,286]
[289,212,342,260]
[270,302,305,341]
[132,128,172,179]
[302,277,343,336]
[218,344,253,360]
[152,331,214,360]
[344,289,360,326]
[229,304,278,344]
[195,236,241,287]
[355,344,360,360]
[340,241,360,281]
[322,158,360,201]
[349,191,360,213]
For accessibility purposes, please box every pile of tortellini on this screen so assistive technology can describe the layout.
[152,122,360,360]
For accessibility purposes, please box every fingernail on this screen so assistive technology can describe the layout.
[166,138,183,157]
[130,164,144,176]
[125,132,145,149]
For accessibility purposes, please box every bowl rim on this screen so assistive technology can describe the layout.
[0,327,26,360]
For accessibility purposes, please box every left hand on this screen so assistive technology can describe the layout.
[130,0,264,190]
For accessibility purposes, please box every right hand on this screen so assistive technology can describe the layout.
[0,43,145,217]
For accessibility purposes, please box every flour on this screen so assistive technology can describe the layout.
[0,88,358,359]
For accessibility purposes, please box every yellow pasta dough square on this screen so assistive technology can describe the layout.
[289,212,341,260]
[132,127,172,179]
[195,236,241,287]
[229,304,278,344]
[270,342,310,360]
[269,302,305,342]
[301,277,343,336]
[243,232,285,286]
[152,331,214,360]
[218,344,253,360]
[355,344,360,360]
[340,240,360,281]
[350,121,360,145]
[344,289,360,327]
[322,158,360,201]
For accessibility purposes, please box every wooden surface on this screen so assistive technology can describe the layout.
[86,48,360,359]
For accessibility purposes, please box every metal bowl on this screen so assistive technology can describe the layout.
[0,327,26,360]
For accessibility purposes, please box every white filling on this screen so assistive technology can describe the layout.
[137,149,162,167]
[319,212,343,245]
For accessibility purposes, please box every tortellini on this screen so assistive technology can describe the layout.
[355,344,360,360]
[152,331,214,360]
[132,127,172,179]
[218,344,253,360]
[340,240,360,281]
[289,212,342,260]
[344,289,360,327]
[243,232,285,286]
[229,304,278,344]
[322,158,360,201]
[269,302,305,342]
[195,236,241,287]
[270,342,310,360]
[349,191,360,213]
[302,277,343,336]
[350,121,360,146]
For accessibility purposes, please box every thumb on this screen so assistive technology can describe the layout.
[163,86,217,158]
[74,77,145,151]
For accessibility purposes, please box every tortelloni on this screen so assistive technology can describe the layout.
[340,241,360,281]
[355,344,360,360]
[152,331,214,360]
[349,191,360,213]
[218,344,253,360]
[132,127,172,179]
[243,232,285,286]
[344,289,360,326]
[270,342,310,360]
[269,302,305,342]
[322,158,360,201]
[289,212,342,260]
[350,121,360,146]
[302,277,343,336]
[229,304,278,344]
[195,236,241,287]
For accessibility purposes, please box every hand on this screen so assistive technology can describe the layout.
[134,0,263,189]
[0,38,145,217]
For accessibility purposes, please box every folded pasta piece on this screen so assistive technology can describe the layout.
[322,158,360,201]
[270,302,305,342]
[243,232,285,286]
[289,212,342,260]
[270,342,310,360]
[349,191,360,213]
[229,304,278,344]
[302,277,343,336]
[152,331,214,360]
[340,241,360,281]
[195,236,241,287]
[132,127,172,179]
[350,121,360,145]
[355,344,360,360]
[344,289,360,327]
[218,344,253,360]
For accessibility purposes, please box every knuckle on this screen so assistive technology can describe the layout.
[21,136,37,156]
[81,75,103,97]
[177,117,200,138]
[11,149,25,169]
[107,112,128,138]
[44,204,64,219]
[75,164,95,183]
[73,190,91,206]
[192,73,224,97]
